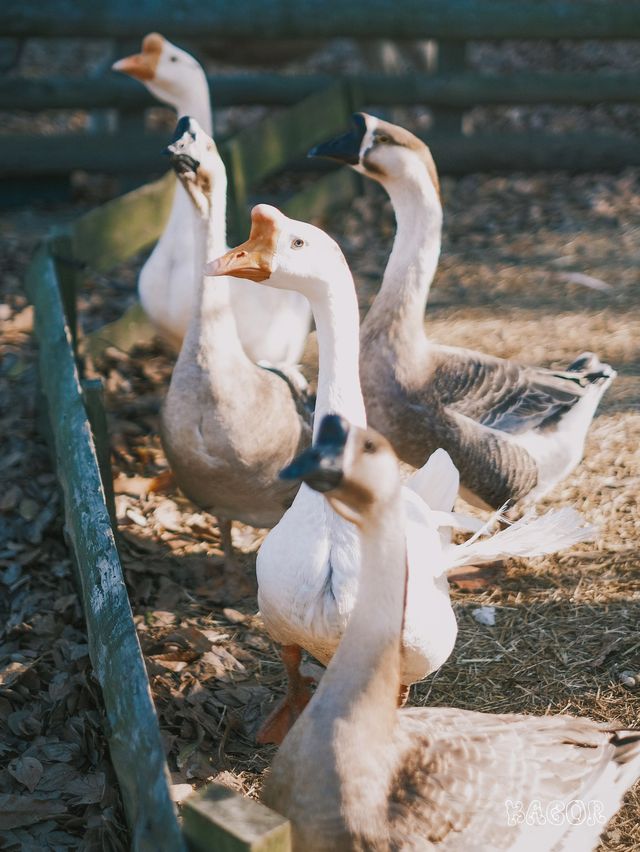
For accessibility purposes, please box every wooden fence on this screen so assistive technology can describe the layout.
[3,0,640,193]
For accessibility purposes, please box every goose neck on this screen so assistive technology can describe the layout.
[184,209,238,355]
[368,175,442,342]
[309,493,407,732]
[173,75,213,136]
[309,275,367,438]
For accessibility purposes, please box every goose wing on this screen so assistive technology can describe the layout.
[432,347,587,435]
[388,707,639,849]
[259,363,315,430]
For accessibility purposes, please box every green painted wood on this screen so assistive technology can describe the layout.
[221,82,357,195]
[6,71,640,112]
[183,784,291,852]
[83,302,158,361]
[70,171,175,271]
[50,229,80,355]
[3,0,640,39]
[281,168,362,224]
[81,378,117,529]
[24,244,186,852]
[220,82,358,240]
[0,131,170,178]
[424,131,640,173]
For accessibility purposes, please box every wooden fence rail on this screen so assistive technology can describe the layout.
[25,242,187,852]
[3,0,640,39]
[4,130,640,185]
[5,71,640,112]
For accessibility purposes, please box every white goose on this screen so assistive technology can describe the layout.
[309,113,616,511]
[208,205,593,743]
[113,33,312,363]
[264,413,640,852]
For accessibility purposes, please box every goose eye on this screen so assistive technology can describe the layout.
[170,55,178,62]
[377,134,391,144]
[291,238,305,250]
[363,439,376,454]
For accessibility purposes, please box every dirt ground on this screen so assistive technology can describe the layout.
[1,36,640,852]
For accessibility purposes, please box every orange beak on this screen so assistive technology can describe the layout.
[205,208,279,282]
[112,33,163,81]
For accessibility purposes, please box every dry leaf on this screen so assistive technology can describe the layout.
[8,756,43,792]
[0,795,66,830]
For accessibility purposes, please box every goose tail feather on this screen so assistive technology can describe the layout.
[407,448,459,513]
[446,507,596,570]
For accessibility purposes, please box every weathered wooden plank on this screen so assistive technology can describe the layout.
[5,130,640,181]
[83,302,158,362]
[3,0,640,39]
[281,168,362,224]
[425,131,640,174]
[7,71,640,112]
[182,784,291,852]
[50,228,80,354]
[70,171,175,271]
[25,245,186,852]
[81,378,117,529]
[221,82,357,239]
[221,82,357,196]
[0,131,170,178]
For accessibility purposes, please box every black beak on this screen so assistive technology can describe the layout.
[163,116,199,173]
[307,113,367,165]
[280,414,350,493]
[163,150,200,175]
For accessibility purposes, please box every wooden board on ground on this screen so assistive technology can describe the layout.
[25,243,186,852]
[183,783,291,852]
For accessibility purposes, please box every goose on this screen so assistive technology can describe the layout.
[207,204,593,743]
[160,119,312,565]
[309,113,616,511]
[112,33,312,364]
[263,412,640,852]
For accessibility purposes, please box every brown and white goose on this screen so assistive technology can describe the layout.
[161,118,312,562]
[309,114,616,511]
[263,413,640,852]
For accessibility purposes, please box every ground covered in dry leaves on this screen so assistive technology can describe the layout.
[3,165,638,850]
[1,36,640,852]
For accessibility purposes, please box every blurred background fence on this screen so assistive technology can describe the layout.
[2,0,640,210]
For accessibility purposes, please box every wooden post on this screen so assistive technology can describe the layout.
[182,784,291,852]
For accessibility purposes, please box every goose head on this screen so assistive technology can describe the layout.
[163,116,225,219]
[309,112,440,200]
[205,204,349,296]
[280,414,400,527]
[112,33,208,111]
